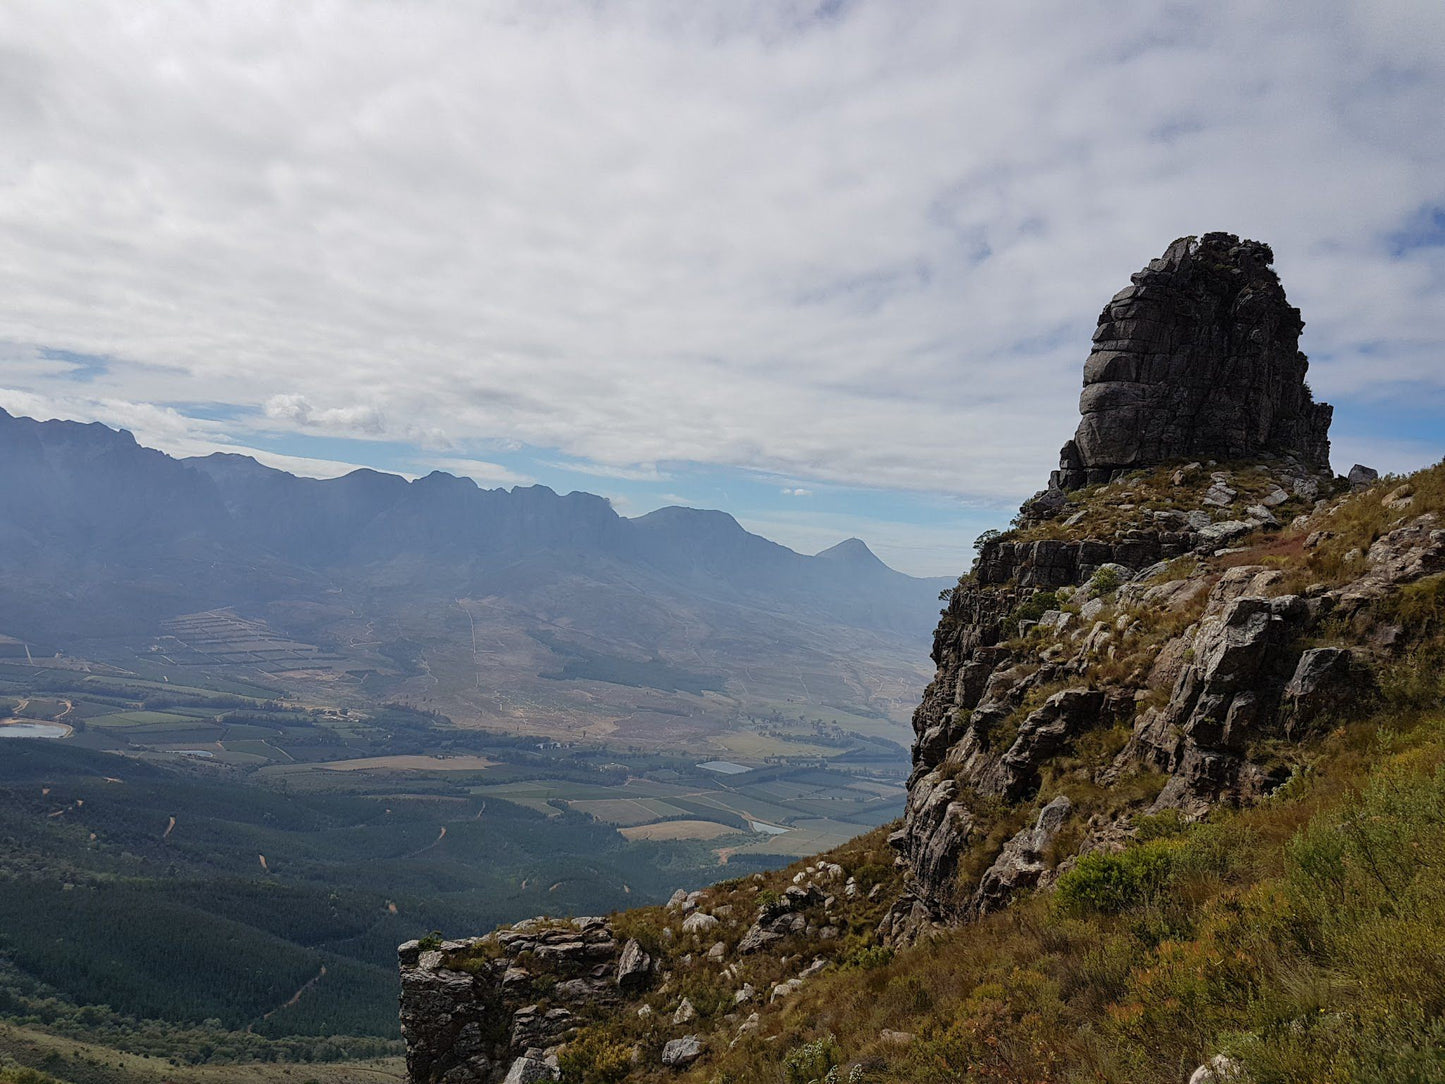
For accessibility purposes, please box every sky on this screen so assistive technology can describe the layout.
[0,1,1442,576]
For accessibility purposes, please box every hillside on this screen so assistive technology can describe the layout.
[392,236,1445,1084]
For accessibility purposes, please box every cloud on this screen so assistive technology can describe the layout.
[264,394,386,435]
[781,487,813,497]
[539,459,669,482]
[0,0,1440,522]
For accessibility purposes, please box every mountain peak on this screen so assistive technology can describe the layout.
[632,505,746,534]
[815,537,885,569]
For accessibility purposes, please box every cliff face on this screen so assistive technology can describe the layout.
[1053,233,1331,491]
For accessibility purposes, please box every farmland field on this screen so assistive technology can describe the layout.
[315,755,498,772]
[619,819,741,841]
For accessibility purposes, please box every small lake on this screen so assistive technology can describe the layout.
[0,721,70,739]
[749,820,790,836]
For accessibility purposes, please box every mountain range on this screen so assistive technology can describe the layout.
[0,407,948,739]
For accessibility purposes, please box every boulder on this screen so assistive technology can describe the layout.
[1347,464,1379,489]
[1196,520,1253,550]
[737,923,783,954]
[681,911,719,935]
[1282,647,1365,730]
[502,1057,557,1084]
[1189,1053,1248,1083]
[616,938,651,992]
[661,1036,703,1068]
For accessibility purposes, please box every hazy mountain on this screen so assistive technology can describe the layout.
[0,408,948,735]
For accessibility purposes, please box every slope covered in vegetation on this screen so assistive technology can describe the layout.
[400,457,1445,1084]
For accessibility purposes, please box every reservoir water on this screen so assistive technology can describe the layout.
[0,721,70,739]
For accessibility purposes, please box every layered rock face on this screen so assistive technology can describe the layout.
[400,917,630,1084]
[882,239,1445,941]
[1053,233,1332,490]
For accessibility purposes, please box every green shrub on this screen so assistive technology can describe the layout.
[1012,591,1061,624]
[1379,641,1445,711]
[973,529,1003,554]
[783,1033,842,1084]
[1054,841,1181,914]
[839,944,893,970]
[1088,565,1125,596]
[558,1028,634,1084]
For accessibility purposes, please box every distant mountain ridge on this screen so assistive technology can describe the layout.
[0,407,948,645]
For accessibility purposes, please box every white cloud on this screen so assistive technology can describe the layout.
[263,393,386,435]
[781,487,813,497]
[539,459,669,482]
[0,0,1440,512]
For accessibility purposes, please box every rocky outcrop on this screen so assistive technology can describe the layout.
[970,796,1072,917]
[1053,233,1331,491]
[399,917,630,1084]
[398,856,885,1084]
[887,234,1351,938]
[1130,582,1311,815]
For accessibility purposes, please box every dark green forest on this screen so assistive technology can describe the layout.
[0,742,724,1062]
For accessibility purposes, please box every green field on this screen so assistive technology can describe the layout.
[87,711,209,728]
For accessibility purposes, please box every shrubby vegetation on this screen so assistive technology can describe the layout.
[688,709,1445,1083]
[674,461,1445,1082]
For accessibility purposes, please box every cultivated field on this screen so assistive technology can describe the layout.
[316,755,498,772]
[619,819,743,841]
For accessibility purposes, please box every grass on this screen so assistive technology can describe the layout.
[999,458,1326,547]
[610,457,1445,1083]
[85,711,201,729]
[0,1021,403,1084]
[679,708,1445,1084]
